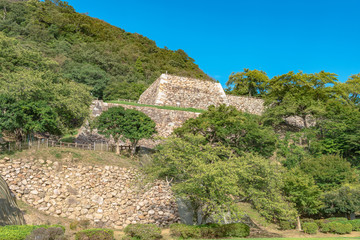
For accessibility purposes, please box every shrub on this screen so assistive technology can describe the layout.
[170,223,250,239]
[169,224,201,239]
[349,219,360,231]
[0,225,65,240]
[303,222,318,234]
[319,222,353,234]
[75,228,114,240]
[330,222,352,234]
[300,218,315,223]
[220,223,250,238]
[25,227,65,240]
[279,220,295,230]
[199,224,222,239]
[328,217,348,222]
[123,224,162,240]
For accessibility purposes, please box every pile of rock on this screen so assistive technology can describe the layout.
[0,158,179,229]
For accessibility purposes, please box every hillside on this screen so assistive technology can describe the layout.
[0,0,211,100]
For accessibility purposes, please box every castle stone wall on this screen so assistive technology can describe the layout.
[91,101,200,138]
[227,95,264,115]
[138,74,229,110]
[1,157,179,229]
[77,101,200,148]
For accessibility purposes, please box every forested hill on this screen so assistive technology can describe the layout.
[0,0,211,100]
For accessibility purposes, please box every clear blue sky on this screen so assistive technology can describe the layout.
[67,0,360,85]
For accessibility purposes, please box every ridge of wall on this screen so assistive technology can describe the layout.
[138,77,161,105]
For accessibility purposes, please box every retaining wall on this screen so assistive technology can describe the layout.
[0,157,179,229]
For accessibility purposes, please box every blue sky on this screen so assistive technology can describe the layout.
[66,0,360,86]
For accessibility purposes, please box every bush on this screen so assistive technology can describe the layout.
[169,224,201,239]
[330,222,352,234]
[303,222,318,234]
[75,228,114,240]
[199,224,221,239]
[123,224,162,240]
[170,223,250,239]
[300,218,315,223]
[319,222,352,234]
[279,220,295,230]
[25,227,65,240]
[328,217,348,222]
[220,223,250,238]
[0,225,65,240]
[349,219,360,231]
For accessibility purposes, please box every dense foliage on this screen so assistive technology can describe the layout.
[150,134,296,224]
[169,223,250,239]
[123,224,162,240]
[0,225,65,240]
[175,105,277,157]
[0,32,92,141]
[94,106,156,155]
[0,0,210,100]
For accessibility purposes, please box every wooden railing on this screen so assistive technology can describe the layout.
[0,139,132,153]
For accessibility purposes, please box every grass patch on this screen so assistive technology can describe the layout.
[107,100,206,113]
[2,148,138,169]
[237,202,277,228]
[59,130,79,143]
[242,238,360,240]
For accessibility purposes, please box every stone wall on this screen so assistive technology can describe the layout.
[138,74,229,110]
[78,101,201,148]
[227,95,264,115]
[0,157,179,229]
[137,74,266,115]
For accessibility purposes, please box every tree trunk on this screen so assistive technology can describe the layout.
[303,116,308,129]
[130,140,138,156]
[296,216,302,231]
[115,139,120,155]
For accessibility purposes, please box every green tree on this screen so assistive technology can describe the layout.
[315,100,360,166]
[226,68,269,97]
[95,107,156,155]
[264,71,338,128]
[175,105,277,158]
[300,155,358,191]
[322,185,360,219]
[0,95,61,143]
[283,168,323,229]
[150,135,241,224]
[0,69,92,131]
[121,109,156,155]
[335,74,360,106]
[150,134,296,224]
[103,81,147,101]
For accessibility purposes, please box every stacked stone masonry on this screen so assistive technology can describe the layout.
[138,74,265,115]
[77,101,201,147]
[138,74,229,110]
[0,157,179,229]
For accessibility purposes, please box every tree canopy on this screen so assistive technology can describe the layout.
[0,0,210,100]
[150,134,296,224]
[175,105,277,158]
[226,69,269,97]
[95,107,156,155]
